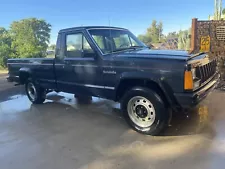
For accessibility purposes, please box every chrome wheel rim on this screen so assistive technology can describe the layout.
[127,96,156,128]
[27,83,37,101]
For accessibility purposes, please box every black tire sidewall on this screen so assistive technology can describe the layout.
[121,87,168,135]
[25,79,45,104]
[25,80,36,102]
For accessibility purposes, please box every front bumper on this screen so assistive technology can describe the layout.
[174,73,220,109]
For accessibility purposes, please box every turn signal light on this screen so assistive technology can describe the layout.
[184,71,193,90]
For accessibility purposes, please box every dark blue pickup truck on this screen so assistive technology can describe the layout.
[7,26,220,135]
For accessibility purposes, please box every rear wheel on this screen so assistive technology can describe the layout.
[121,87,169,135]
[25,79,46,104]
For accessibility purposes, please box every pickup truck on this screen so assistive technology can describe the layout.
[7,26,220,135]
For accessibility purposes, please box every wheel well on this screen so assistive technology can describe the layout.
[19,71,30,84]
[116,79,169,106]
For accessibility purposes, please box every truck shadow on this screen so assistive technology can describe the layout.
[30,93,215,137]
[0,86,24,102]
[161,107,214,137]
[109,105,214,137]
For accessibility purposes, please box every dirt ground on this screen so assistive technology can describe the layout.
[0,75,12,90]
[0,75,225,169]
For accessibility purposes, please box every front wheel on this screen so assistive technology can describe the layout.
[25,79,46,104]
[121,87,169,135]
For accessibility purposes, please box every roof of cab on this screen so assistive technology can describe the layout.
[59,26,127,33]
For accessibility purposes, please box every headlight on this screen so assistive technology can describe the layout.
[193,79,200,89]
[191,68,196,79]
[192,68,200,89]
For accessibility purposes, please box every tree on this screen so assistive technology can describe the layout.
[146,20,158,43]
[10,18,51,58]
[223,8,225,15]
[0,27,12,67]
[138,34,152,46]
[48,44,56,50]
[178,29,191,50]
[138,20,164,46]
[145,20,164,43]
[166,32,178,39]
[158,21,163,42]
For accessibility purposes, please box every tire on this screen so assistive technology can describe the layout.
[121,87,169,136]
[25,78,46,104]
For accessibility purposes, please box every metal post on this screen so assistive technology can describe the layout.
[190,18,198,54]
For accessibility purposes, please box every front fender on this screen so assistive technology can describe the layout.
[115,71,160,90]
[115,71,178,108]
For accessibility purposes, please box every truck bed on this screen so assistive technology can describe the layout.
[7,58,56,89]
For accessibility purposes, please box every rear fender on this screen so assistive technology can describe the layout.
[19,68,32,84]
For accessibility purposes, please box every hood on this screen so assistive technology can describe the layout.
[115,48,191,61]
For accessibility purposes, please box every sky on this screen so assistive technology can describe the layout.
[0,0,221,44]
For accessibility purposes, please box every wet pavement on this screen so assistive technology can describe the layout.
[0,75,225,169]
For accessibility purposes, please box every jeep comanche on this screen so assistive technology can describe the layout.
[7,26,220,135]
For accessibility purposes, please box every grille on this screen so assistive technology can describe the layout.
[195,59,217,84]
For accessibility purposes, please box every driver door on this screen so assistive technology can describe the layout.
[55,31,103,97]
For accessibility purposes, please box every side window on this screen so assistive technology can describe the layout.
[66,34,82,58]
[66,33,94,58]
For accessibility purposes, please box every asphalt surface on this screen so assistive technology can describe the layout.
[0,74,225,169]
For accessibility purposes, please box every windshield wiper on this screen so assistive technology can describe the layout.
[112,46,145,52]
[112,48,134,52]
[129,45,145,49]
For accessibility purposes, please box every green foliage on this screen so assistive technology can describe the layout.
[48,44,56,50]
[137,20,191,51]
[146,20,163,43]
[178,29,191,50]
[0,18,51,67]
[0,27,13,67]
[166,32,178,39]
[10,18,51,58]
[138,20,164,46]
[138,34,152,46]
[223,8,225,15]
[165,30,190,50]
[158,21,163,41]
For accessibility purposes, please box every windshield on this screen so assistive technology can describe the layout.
[88,29,146,54]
